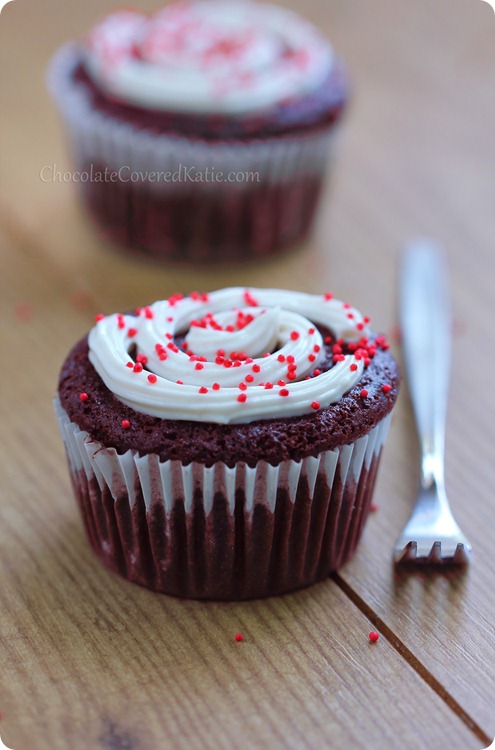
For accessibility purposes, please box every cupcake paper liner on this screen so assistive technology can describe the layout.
[55,399,391,600]
[48,45,339,263]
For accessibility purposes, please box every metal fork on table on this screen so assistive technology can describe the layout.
[394,240,471,566]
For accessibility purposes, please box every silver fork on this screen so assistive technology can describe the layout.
[394,240,471,565]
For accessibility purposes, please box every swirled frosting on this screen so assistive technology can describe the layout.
[84,1,334,114]
[88,288,375,425]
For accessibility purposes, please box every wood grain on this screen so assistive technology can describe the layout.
[1,0,495,748]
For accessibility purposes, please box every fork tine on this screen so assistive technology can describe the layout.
[426,541,442,564]
[395,541,417,564]
[452,543,470,566]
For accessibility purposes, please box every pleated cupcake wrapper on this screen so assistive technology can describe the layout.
[55,398,390,599]
[47,44,336,194]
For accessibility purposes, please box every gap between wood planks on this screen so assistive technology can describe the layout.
[0,200,491,750]
[331,572,491,747]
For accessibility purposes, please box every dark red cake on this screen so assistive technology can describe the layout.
[55,288,400,599]
[48,2,349,263]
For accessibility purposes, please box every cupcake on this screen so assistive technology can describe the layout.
[55,288,400,600]
[48,1,348,264]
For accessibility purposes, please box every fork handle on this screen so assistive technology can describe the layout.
[400,240,451,489]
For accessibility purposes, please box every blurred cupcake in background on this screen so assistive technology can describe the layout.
[48,1,349,264]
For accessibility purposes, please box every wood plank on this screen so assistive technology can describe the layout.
[0,237,481,750]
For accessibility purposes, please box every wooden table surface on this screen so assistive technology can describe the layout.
[1,1,494,748]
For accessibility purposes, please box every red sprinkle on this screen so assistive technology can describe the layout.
[195,363,204,370]
[148,374,157,384]
[212,383,221,390]
[277,354,286,363]
[369,631,379,643]
[290,331,300,341]
[313,369,321,376]
[95,314,105,322]
[176,380,183,385]
[121,420,130,429]
[199,386,208,394]
[381,384,392,394]
[237,393,247,403]
[264,383,274,389]
[308,327,315,334]
[360,389,369,398]
[311,401,320,410]
[324,292,333,301]
[128,328,138,338]
[350,364,358,372]
[133,363,143,373]
[244,290,259,307]
[79,393,89,402]
[136,354,148,364]
[239,382,247,391]
[235,633,244,642]
[370,503,379,512]
[252,364,261,373]
[279,388,290,397]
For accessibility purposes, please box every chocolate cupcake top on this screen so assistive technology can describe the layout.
[59,288,400,466]
[83,1,334,114]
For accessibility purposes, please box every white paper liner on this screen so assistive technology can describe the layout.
[55,398,391,517]
[47,44,338,195]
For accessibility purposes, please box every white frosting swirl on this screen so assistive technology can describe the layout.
[84,1,333,114]
[88,288,372,425]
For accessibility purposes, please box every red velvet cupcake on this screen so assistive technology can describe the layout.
[55,288,399,599]
[48,1,348,264]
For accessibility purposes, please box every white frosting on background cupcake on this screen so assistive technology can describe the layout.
[84,1,334,114]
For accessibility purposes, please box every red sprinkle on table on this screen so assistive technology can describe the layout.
[79,393,89,402]
[235,633,243,642]
[121,420,131,429]
[369,631,379,643]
